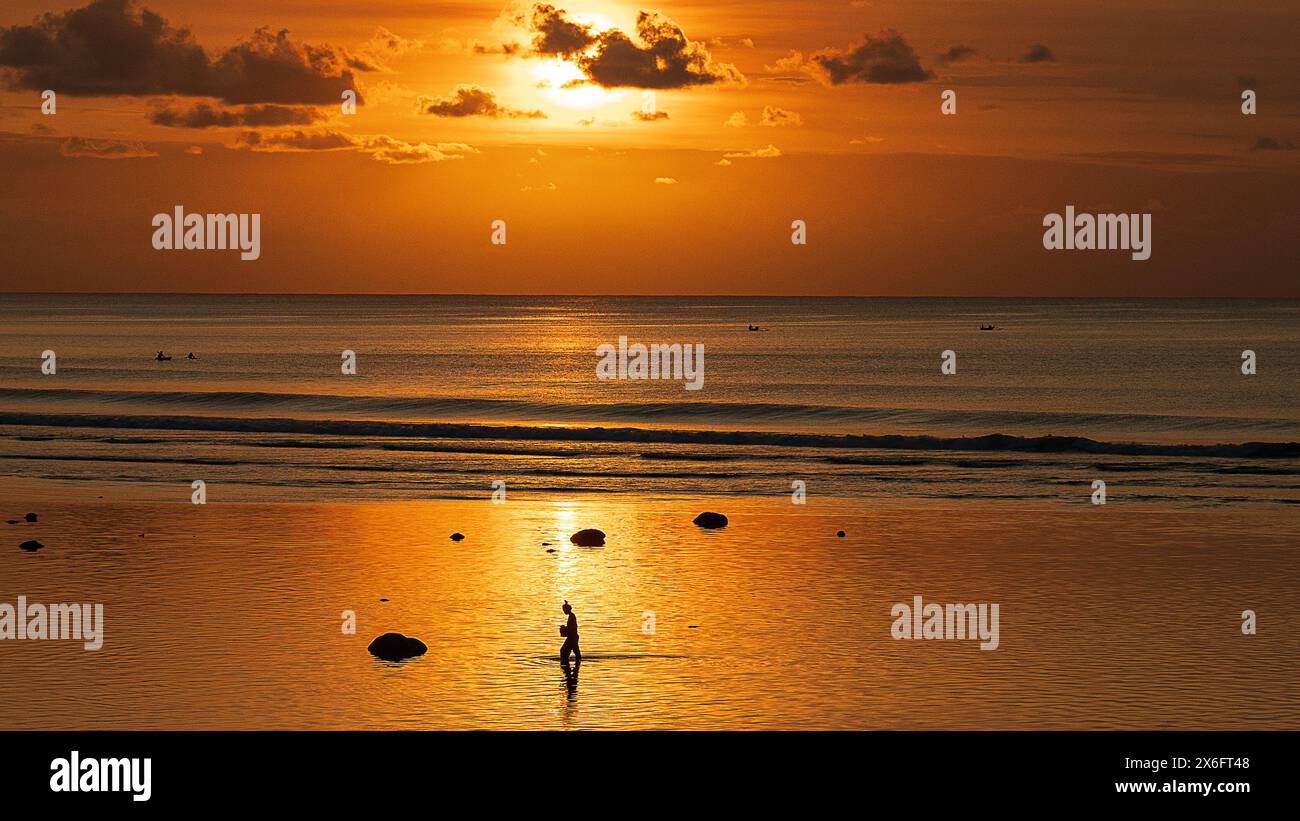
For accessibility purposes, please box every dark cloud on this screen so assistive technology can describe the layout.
[522,5,744,89]
[233,129,478,164]
[1253,136,1296,151]
[211,27,361,105]
[764,75,813,85]
[149,102,321,128]
[0,0,210,96]
[1020,43,1055,63]
[59,135,157,159]
[525,3,596,56]
[810,30,933,85]
[418,85,546,119]
[473,42,522,56]
[235,129,354,152]
[0,0,361,105]
[938,45,977,65]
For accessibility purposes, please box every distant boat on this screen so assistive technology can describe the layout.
[979,325,996,331]
[154,351,172,361]
[747,325,768,331]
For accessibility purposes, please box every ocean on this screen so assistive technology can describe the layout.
[2,294,1298,729]
[1,294,1297,505]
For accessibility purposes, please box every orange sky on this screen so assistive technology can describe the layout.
[0,0,1297,295]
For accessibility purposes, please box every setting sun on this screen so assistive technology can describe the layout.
[531,57,626,110]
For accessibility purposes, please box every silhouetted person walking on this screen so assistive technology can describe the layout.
[559,601,581,665]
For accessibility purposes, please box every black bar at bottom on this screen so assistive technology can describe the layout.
[0,730,1284,808]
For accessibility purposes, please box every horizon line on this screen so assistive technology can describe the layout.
[3,292,1297,300]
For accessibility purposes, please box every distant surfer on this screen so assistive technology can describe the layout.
[559,601,581,665]
[155,350,171,361]
[187,352,197,360]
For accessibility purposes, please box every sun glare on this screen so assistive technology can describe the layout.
[521,8,629,111]
[531,58,625,110]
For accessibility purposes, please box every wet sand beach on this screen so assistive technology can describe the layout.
[3,481,1296,730]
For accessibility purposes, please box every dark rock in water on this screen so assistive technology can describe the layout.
[546,548,556,553]
[19,540,43,552]
[692,512,728,529]
[836,530,846,538]
[367,632,427,661]
[570,528,605,546]
[379,598,389,602]
[5,520,17,525]
[541,542,553,546]
[24,513,37,522]
[450,532,465,541]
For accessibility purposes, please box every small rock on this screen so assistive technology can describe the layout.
[692,512,728,529]
[450,532,465,541]
[367,632,428,661]
[5,520,17,525]
[546,548,556,553]
[570,528,605,546]
[19,540,43,552]
[23,513,37,523]
[836,530,846,538]
[379,598,389,602]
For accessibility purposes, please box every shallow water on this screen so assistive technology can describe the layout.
[2,294,1296,728]
[2,491,1296,729]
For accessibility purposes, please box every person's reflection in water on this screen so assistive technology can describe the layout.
[558,654,579,728]
[561,658,579,698]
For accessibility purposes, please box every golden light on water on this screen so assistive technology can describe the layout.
[552,503,577,543]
